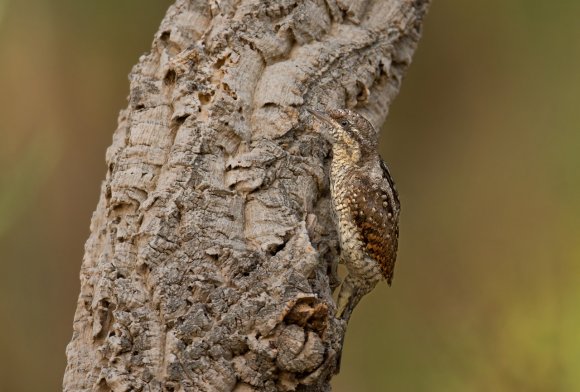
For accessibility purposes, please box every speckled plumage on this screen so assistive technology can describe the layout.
[308,108,400,320]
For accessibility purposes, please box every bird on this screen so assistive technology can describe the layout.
[308,108,400,320]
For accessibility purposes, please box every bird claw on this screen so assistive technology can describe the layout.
[336,278,358,320]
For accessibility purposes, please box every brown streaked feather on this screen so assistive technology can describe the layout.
[380,158,399,209]
[346,160,400,284]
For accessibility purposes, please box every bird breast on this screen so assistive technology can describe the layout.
[331,164,375,259]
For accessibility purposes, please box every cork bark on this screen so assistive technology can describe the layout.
[64,1,429,391]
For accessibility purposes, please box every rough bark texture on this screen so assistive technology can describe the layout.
[64,1,429,391]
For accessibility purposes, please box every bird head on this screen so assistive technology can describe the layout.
[308,108,378,163]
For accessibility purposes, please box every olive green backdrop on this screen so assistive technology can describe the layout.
[0,1,578,391]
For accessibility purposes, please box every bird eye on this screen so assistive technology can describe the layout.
[340,120,349,127]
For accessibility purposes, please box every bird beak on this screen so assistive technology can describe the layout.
[306,108,334,126]
[307,108,337,143]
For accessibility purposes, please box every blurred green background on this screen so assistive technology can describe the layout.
[0,1,578,391]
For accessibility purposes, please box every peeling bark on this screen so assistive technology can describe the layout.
[64,0,430,391]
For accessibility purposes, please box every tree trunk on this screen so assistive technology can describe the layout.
[64,0,429,390]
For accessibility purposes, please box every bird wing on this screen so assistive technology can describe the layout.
[348,158,400,284]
